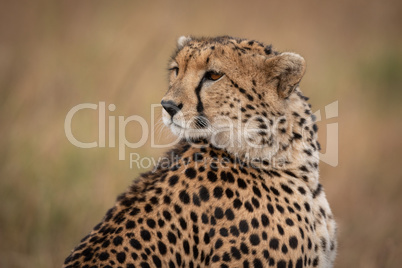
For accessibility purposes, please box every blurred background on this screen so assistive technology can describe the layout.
[1,0,401,267]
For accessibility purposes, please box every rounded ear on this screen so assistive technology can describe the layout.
[177,36,192,49]
[265,52,306,98]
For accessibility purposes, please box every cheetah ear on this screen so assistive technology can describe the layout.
[265,52,306,98]
[177,36,192,49]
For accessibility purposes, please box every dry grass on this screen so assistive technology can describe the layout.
[0,1,401,267]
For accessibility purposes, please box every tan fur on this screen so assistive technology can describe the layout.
[64,36,336,268]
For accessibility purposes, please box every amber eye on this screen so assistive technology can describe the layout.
[204,71,224,81]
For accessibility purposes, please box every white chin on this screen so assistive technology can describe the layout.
[169,123,184,136]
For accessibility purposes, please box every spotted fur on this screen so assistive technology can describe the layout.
[64,36,337,268]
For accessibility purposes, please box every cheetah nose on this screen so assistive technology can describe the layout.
[161,100,182,117]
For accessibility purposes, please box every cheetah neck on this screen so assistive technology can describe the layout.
[221,89,320,181]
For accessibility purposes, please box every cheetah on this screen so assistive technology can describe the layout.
[64,36,337,268]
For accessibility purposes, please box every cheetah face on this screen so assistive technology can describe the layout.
[162,36,306,158]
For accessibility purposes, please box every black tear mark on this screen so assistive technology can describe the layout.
[195,79,205,113]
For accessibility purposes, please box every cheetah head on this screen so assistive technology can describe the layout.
[161,36,308,162]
